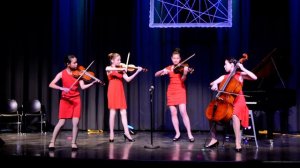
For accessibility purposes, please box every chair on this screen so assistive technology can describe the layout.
[241,110,259,148]
[22,100,45,134]
[0,99,22,134]
[211,110,259,148]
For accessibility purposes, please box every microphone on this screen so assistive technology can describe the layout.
[149,85,154,92]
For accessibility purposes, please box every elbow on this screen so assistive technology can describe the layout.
[155,71,163,77]
[251,74,258,80]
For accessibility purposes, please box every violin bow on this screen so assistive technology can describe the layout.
[69,60,95,90]
[216,90,251,97]
[174,53,195,69]
[125,52,130,72]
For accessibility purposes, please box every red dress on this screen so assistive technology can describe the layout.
[166,66,186,106]
[59,69,81,119]
[224,72,249,128]
[107,71,127,109]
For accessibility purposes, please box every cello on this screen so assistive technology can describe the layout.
[205,54,248,123]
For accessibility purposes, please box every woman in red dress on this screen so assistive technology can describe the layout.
[155,48,195,142]
[106,53,142,142]
[205,58,257,152]
[48,55,99,150]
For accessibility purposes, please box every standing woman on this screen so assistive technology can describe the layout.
[106,53,142,142]
[205,57,257,152]
[48,55,99,150]
[155,48,195,142]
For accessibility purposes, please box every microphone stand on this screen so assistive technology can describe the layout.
[144,86,160,149]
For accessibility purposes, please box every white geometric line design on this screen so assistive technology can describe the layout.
[149,0,232,28]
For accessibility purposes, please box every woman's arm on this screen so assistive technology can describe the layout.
[49,72,70,92]
[155,68,169,77]
[180,66,189,81]
[123,67,143,82]
[237,63,257,80]
[79,80,97,90]
[210,75,225,91]
[105,66,126,72]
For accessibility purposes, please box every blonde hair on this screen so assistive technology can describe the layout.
[108,53,120,61]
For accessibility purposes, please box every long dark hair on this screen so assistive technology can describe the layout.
[226,57,242,72]
[64,54,76,66]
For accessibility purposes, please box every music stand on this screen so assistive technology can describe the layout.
[144,85,160,149]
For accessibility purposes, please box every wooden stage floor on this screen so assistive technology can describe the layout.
[0,130,300,167]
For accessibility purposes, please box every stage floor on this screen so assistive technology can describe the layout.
[0,130,300,167]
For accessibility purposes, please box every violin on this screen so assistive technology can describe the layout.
[173,53,196,74]
[72,65,105,86]
[173,63,194,74]
[116,63,148,72]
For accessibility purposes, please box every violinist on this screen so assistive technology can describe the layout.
[205,57,257,152]
[48,54,99,151]
[105,52,143,142]
[155,48,195,142]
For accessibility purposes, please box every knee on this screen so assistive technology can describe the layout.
[170,112,177,117]
[58,121,65,127]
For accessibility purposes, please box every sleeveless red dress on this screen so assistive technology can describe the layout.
[107,71,127,109]
[166,66,186,106]
[224,72,249,128]
[59,69,81,119]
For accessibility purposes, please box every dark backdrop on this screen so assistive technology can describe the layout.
[1,0,299,133]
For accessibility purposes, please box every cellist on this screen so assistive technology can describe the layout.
[205,57,257,152]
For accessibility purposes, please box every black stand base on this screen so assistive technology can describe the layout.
[144,144,160,149]
[0,137,5,147]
